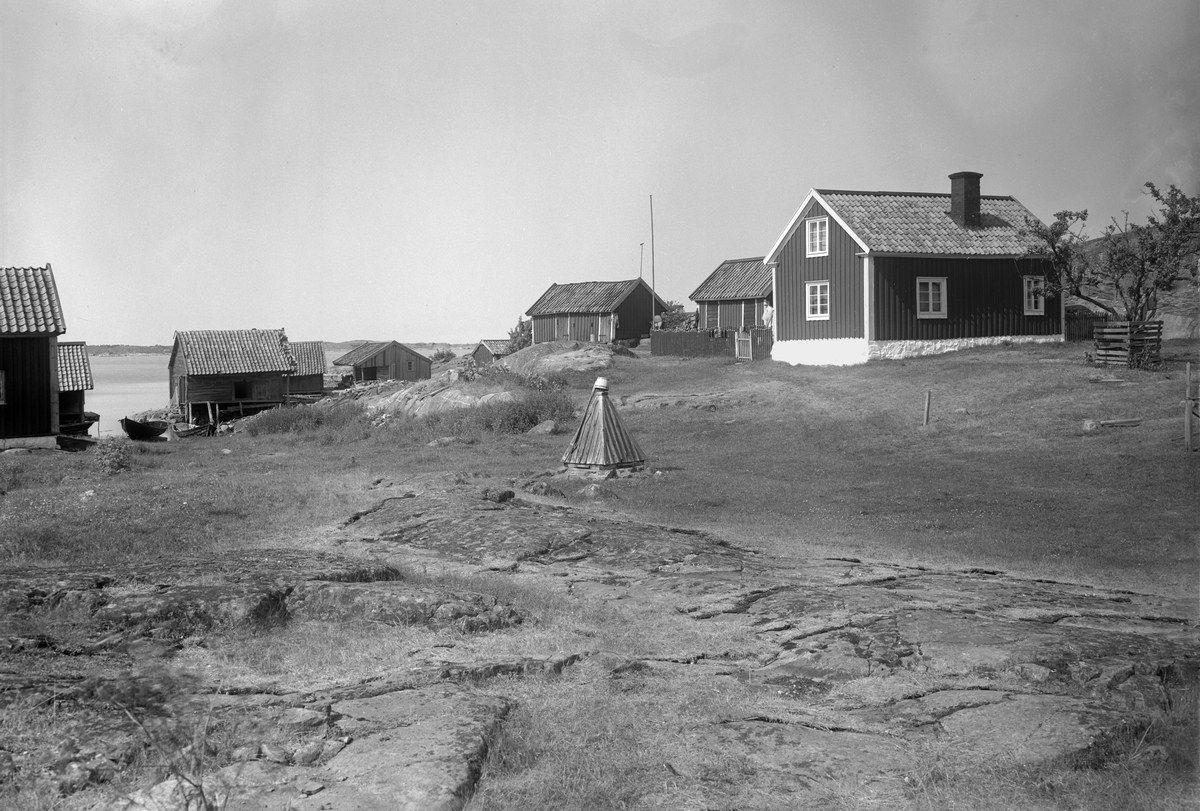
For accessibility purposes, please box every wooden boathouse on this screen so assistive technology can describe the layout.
[169,329,297,421]
[287,341,327,396]
[332,341,431,383]
[526,279,668,345]
[1,265,67,449]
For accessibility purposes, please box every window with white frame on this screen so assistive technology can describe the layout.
[805,217,828,257]
[1023,276,1046,315]
[806,281,830,320]
[916,277,947,319]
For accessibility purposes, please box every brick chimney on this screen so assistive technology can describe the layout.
[949,171,983,228]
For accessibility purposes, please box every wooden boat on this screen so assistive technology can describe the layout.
[60,411,100,436]
[120,417,170,440]
[56,434,97,452]
[168,422,212,439]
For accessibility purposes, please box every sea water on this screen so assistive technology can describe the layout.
[87,355,171,437]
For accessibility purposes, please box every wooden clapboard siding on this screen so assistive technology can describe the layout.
[0,335,57,437]
[872,256,1061,340]
[775,200,864,341]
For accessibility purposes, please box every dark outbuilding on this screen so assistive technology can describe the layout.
[1,265,67,449]
[690,257,773,331]
[333,341,431,383]
[471,340,511,366]
[526,278,668,345]
[170,329,297,421]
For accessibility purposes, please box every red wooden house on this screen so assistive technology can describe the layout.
[1,265,67,449]
[763,172,1062,365]
[690,257,773,331]
[526,279,668,345]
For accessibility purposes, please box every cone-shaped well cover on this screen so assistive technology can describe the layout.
[561,378,645,470]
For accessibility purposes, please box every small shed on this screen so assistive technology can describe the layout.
[690,257,773,331]
[1,265,67,449]
[471,340,511,366]
[170,329,296,421]
[333,341,432,383]
[288,341,327,395]
[525,279,668,345]
[57,341,97,435]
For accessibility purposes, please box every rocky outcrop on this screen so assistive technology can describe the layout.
[4,483,1196,809]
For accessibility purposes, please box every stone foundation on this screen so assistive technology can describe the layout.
[771,338,870,366]
[868,334,1063,360]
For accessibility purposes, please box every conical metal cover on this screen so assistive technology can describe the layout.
[561,384,645,471]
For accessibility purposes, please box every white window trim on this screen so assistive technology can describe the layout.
[1023,275,1046,316]
[806,281,830,321]
[916,277,948,319]
[805,217,829,258]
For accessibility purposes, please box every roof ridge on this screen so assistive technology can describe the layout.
[818,188,1016,201]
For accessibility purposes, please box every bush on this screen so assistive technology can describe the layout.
[431,348,457,363]
[243,402,369,437]
[94,438,132,475]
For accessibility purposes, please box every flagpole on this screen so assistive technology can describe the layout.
[649,195,656,300]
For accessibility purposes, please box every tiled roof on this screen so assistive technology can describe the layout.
[57,341,93,391]
[290,341,327,377]
[174,329,295,375]
[478,340,511,355]
[526,279,654,316]
[332,341,431,367]
[333,341,391,367]
[1,265,67,334]
[817,191,1043,255]
[690,257,771,301]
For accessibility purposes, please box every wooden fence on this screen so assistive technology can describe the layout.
[1093,321,1163,366]
[651,329,773,361]
[1064,311,1109,342]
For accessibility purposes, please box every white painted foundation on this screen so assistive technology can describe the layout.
[771,338,870,366]
[771,334,1065,365]
[867,334,1064,360]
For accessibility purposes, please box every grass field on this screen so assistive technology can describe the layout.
[1,339,1197,810]
[3,340,1196,599]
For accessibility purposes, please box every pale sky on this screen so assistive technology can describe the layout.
[2,0,1197,345]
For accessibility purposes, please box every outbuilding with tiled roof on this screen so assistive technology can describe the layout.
[169,328,300,421]
[56,341,98,435]
[690,257,773,331]
[525,278,668,345]
[332,341,431,383]
[288,341,328,395]
[1,264,68,447]
[471,339,512,366]
[763,172,1063,365]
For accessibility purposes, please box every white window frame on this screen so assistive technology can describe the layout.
[806,281,830,321]
[805,217,829,257]
[1023,275,1046,316]
[916,277,947,319]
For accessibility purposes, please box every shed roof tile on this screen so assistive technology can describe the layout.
[690,257,771,301]
[57,341,93,391]
[0,266,67,335]
[175,329,295,375]
[526,279,651,316]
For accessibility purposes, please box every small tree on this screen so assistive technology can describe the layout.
[1023,183,1200,321]
[506,317,532,354]
[657,300,693,331]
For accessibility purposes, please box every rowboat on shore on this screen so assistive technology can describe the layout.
[168,422,212,439]
[120,417,169,440]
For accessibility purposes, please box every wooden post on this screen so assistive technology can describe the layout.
[923,390,932,426]
[1187,362,1194,453]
